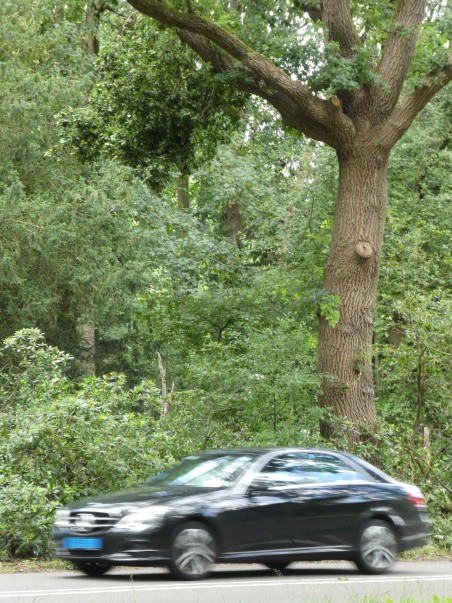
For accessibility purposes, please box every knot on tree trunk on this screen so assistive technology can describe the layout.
[330,96,341,108]
[355,241,373,258]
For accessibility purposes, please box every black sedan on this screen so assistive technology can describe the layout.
[52,448,429,580]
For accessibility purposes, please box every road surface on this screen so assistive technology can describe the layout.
[0,561,451,602]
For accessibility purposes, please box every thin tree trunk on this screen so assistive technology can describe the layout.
[157,351,174,416]
[317,150,389,443]
[77,322,96,376]
[225,201,243,245]
[83,0,104,56]
[176,174,190,209]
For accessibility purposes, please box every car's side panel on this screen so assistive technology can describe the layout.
[284,483,367,548]
[206,490,293,553]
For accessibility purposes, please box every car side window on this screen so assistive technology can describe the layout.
[258,452,373,487]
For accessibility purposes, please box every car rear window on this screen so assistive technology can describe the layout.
[260,452,375,486]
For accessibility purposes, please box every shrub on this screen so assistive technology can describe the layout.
[0,330,162,558]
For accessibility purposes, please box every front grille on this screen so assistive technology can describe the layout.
[69,510,121,534]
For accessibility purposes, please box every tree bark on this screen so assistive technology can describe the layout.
[317,148,389,441]
[176,174,190,209]
[83,0,104,56]
[225,201,243,245]
[77,322,96,376]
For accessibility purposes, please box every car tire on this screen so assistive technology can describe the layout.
[73,561,112,576]
[169,521,216,580]
[354,519,398,574]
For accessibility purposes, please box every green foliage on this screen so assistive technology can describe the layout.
[0,330,163,558]
[0,163,156,368]
[0,0,96,190]
[0,0,158,372]
[182,318,321,436]
[318,292,341,327]
[372,94,452,546]
[309,43,388,96]
[62,20,245,189]
[375,291,452,512]
[0,479,60,560]
[0,329,72,411]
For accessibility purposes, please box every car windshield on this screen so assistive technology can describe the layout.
[149,454,255,488]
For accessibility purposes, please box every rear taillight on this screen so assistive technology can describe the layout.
[406,491,427,507]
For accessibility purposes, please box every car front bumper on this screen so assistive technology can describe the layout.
[52,527,171,566]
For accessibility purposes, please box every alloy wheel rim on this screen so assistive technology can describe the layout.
[360,525,397,569]
[173,528,215,575]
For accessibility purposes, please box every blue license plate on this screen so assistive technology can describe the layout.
[62,537,103,550]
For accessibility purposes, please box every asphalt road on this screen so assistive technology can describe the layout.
[0,561,451,603]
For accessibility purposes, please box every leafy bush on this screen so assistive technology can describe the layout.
[0,329,163,558]
[0,479,59,560]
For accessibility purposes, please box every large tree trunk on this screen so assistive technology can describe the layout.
[317,149,389,442]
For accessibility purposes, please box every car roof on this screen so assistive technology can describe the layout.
[200,447,351,457]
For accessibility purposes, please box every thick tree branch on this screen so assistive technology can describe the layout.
[322,0,360,58]
[178,29,343,146]
[378,57,452,151]
[177,29,233,74]
[128,0,307,100]
[127,0,355,145]
[375,0,428,113]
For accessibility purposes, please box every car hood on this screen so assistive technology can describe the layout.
[67,484,225,516]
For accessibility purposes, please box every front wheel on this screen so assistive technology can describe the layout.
[73,560,112,576]
[354,519,397,574]
[169,522,216,580]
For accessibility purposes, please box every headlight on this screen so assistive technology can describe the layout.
[115,505,168,532]
[54,509,70,528]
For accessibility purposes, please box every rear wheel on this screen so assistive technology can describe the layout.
[169,522,216,580]
[73,560,112,576]
[355,519,397,574]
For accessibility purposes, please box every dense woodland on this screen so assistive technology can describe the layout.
[0,0,451,559]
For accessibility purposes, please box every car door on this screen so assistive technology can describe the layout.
[215,455,310,555]
[277,452,378,550]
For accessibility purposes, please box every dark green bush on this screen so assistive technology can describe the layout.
[0,329,163,557]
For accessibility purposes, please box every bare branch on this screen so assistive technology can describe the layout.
[322,0,360,58]
[378,56,452,151]
[127,0,355,145]
[375,0,428,113]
